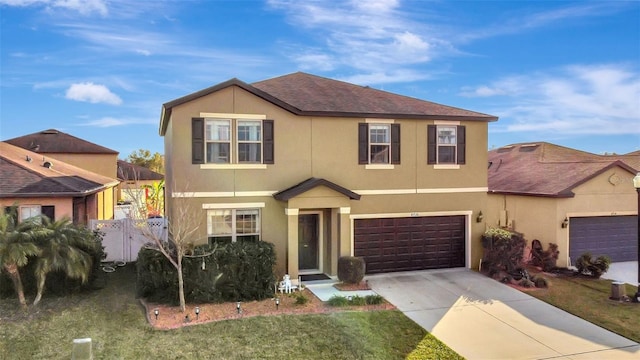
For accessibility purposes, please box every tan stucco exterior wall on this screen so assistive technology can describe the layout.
[0,197,74,220]
[164,85,492,276]
[42,153,118,179]
[487,167,638,267]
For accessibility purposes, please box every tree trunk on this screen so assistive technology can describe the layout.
[33,272,47,306]
[4,264,27,308]
[177,254,186,312]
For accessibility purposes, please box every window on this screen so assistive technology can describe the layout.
[427,125,466,165]
[237,120,261,163]
[20,205,41,222]
[205,119,231,163]
[358,123,400,165]
[192,118,274,165]
[207,209,260,244]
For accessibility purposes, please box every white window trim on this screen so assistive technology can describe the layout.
[202,202,266,209]
[206,208,261,243]
[236,119,263,164]
[200,113,268,165]
[365,164,395,170]
[200,164,267,170]
[433,164,460,170]
[20,205,41,222]
[205,118,232,164]
[200,112,266,120]
[436,125,457,164]
[368,123,391,165]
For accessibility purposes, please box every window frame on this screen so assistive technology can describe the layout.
[236,120,262,163]
[19,205,41,223]
[206,208,261,244]
[437,126,457,164]
[427,124,466,166]
[368,124,391,164]
[205,118,232,164]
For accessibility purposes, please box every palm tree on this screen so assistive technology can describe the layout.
[0,212,42,308]
[32,217,96,306]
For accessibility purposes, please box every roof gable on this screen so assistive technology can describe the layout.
[4,129,118,154]
[160,72,498,135]
[0,142,119,198]
[488,142,638,197]
[117,160,164,181]
[273,177,361,201]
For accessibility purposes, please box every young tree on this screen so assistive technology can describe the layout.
[32,217,97,306]
[124,181,201,312]
[0,212,42,308]
[125,149,164,174]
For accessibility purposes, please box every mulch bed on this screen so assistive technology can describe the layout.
[142,288,394,330]
[333,281,371,291]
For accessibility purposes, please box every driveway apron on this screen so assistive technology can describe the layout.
[366,269,640,360]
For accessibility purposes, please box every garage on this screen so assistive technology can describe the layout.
[354,215,466,274]
[569,215,638,263]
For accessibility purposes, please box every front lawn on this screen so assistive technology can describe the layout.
[0,265,462,359]
[525,270,640,343]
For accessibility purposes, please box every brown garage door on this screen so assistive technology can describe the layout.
[354,215,466,274]
[569,215,638,263]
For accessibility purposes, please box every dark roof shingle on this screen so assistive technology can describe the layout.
[4,129,118,154]
[117,160,164,181]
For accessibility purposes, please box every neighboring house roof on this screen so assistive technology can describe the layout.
[488,142,638,198]
[4,129,119,154]
[160,72,498,135]
[117,160,164,181]
[273,177,361,201]
[0,142,119,198]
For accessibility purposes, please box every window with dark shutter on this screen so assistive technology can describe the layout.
[263,120,274,164]
[358,123,368,164]
[391,123,401,164]
[192,118,205,164]
[428,125,466,165]
[42,206,55,221]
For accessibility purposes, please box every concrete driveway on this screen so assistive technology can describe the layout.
[366,269,640,359]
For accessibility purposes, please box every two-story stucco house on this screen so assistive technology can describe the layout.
[159,72,498,278]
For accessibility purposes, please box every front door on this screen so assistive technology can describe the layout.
[298,214,319,271]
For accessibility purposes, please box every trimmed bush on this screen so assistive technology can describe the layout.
[327,295,349,307]
[136,241,276,305]
[365,294,384,305]
[481,228,526,278]
[293,293,308,305]
[337,256,365,284]
[350,295,366,306]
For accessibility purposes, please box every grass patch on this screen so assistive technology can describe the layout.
[0,265,462,359]
[526,271,640,343]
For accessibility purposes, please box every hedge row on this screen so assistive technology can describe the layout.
[136,241,276,305]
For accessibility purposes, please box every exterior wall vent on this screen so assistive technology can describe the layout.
[43,161,53,169]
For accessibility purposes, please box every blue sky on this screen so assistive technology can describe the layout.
[1,0,639,158]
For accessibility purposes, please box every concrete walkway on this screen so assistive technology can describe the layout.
[366,269,640,360]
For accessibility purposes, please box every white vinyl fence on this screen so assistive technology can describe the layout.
[90,218,168,262]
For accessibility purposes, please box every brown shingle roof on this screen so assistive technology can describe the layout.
[4,129,118,154]
[160,72,498,135]
[0,142,119,198]
[488,142,638,197]
[117,160,164,181]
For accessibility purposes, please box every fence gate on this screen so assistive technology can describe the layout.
[90,218,168,262]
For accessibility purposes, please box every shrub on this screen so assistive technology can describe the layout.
[327,295,349,307]
[136,241,276,304]
[575,252,611,278]
[349,295,366,306]
[481,228,526,278]
[337,256,365,284]
[530,240,559,271]
[293,293,308,305]
[365,294,384,305]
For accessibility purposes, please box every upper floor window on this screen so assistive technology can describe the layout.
[207,208,260,244]
[427,125,466,165]
[192,117,274,165]
[358,123,400,165]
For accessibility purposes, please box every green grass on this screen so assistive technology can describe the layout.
[527,272,640,343]
[0,265,462,359]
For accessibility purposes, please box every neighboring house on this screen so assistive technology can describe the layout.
[487,142,639,268]
[117,160,164,218]
[0,142,119,224]
[5,129,120,220]
[159,72,498,278]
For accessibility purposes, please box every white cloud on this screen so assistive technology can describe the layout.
[78,116,156,127]
[65,82,122,105]
[467,64,640,135]
[0,0,108,16]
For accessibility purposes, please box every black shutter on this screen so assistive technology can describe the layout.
[192,118,205,164]
[358,123,369,164]
[457,125,466,165]
[427,125,437,164]
[391,123,401,164]
[263,120,274,164]
[41,206,55,221]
